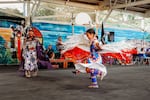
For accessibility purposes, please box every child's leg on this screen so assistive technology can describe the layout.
[88,69,99,88]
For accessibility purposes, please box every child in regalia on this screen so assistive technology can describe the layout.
[72,28,107,88]
[22,29,39,78]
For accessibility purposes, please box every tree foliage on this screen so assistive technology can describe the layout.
[35,8,54,16]
[0,8,23,16]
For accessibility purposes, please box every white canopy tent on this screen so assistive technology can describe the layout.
[0,0,150,32]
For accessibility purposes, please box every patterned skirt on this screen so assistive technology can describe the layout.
[24,50,38,71]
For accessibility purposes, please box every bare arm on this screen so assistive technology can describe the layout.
[95,42,102,51]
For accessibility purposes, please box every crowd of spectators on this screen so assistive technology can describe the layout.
[103,47,150,66]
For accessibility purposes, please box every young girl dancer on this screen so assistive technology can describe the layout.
[73,28,107,88]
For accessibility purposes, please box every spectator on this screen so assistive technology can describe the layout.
[139,48,145,54]
[137,48,147,64]
[145,48,150,57]
[45,45,55,59]
[56,36,65,58]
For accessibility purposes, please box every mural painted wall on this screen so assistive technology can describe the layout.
[33,22,149,49]
[0,20,150,64]
[0,27,18,64]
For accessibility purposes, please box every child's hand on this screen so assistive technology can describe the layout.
[86,67,91,73]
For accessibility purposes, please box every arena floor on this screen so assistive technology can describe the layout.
[0,65,150,100]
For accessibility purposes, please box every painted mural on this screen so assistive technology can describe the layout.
[33,22,149,49]
[0,28,18,64]
[0,20,150,64]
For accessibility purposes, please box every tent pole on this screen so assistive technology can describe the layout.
[26,0,31,26]
[71,13,74,35]
[95,10,99,35]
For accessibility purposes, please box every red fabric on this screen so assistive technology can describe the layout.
[17,36,21,61]
[122,48,137,54]
[63,46,137,64]
[62,47,90,61]
[32,27,42,38]
[102,48,137,64]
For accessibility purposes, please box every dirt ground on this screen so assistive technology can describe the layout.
[0,65,150,100]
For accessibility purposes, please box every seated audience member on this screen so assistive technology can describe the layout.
[139,48,145,53]
[145,48,150,57]
[36,44,58,69]
[137,48,148,64]
[45,45,55,59]
[56,36,65,58]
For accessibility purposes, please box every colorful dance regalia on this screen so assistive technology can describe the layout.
[75,39,107,88]
[23,39,38,71]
